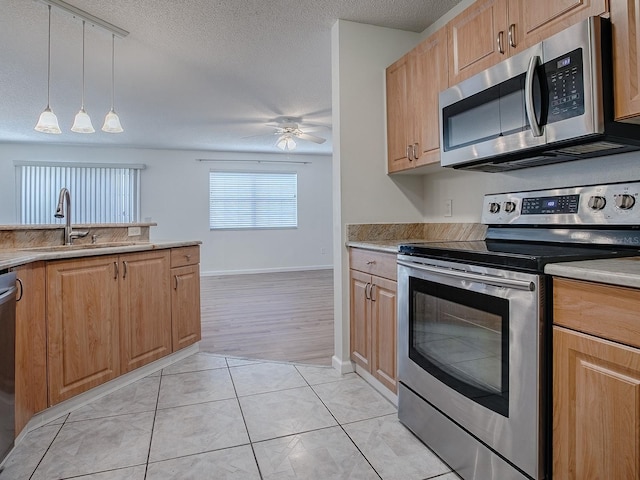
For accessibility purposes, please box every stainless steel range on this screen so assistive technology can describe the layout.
[397,181,640,480]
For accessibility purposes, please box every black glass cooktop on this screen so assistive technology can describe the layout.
[398,239,640,273]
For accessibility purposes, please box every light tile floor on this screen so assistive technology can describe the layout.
[0,353,461,480]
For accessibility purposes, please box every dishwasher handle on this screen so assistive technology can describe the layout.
[0,285,16,304]
[398,260,535,292]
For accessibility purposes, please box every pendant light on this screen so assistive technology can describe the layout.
[102,34,123,133]
[71,20,95,133]
[35,5,61,134]
[277,134,296,151]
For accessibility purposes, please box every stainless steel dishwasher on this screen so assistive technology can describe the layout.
[0,270,16,467]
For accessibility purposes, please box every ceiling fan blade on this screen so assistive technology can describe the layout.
[295,132,326,144]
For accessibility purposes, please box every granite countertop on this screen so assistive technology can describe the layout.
[0,240,201,270]
[345,239,427,254]
[545,256,640,289]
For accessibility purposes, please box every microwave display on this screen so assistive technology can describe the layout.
[545,48,584,124]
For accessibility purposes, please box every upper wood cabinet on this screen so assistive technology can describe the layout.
[14,262,47,436]
[386,28,448,173]
[448,0,608,85]
[610,0,640,121]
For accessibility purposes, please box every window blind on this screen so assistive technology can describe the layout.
[17,163,142,224]
[209,171,298,229]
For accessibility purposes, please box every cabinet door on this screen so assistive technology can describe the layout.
[448,0,508,85]
[610,0,640,122]
[508,0,608,52]
[171,264,201,351]
[386,55,413,173]
[370,276,397,393]
[553,326,640,479]
[47,256,120,405]
[413,28,448,167]
[350,269,371,369]
[14,262,47,435]
[120,250,172,373]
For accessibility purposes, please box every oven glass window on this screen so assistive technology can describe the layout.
[409,277,509,416]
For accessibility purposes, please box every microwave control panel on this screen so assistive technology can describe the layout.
[483,182,640,226]
[545,48,585,124]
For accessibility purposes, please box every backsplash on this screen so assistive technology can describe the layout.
[346,223,486,242]
[0,224,154,250]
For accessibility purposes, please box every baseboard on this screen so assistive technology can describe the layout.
[332,355,355,374]
[201,265,333,276]
[354,364,398,407]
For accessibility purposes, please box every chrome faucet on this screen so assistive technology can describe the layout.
[55,188,89,245]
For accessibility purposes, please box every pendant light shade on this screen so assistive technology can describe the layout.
[35,5,61,134]
[276,134,296,151]
[102,34,123,133]
[71,20,95,133]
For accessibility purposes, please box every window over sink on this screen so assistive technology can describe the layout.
[16,161,143,224]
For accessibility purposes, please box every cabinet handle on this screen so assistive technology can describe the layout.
[366,260,376,265]
[365,282,371,300]
[406,145,412,161]
[174,275,179,290]
[122,261,128,279]
[16,278,23,302]
[413,143,419,161]
[371,284,377,302]
[185,254,191,261]
[508,24,516,48]
[497,30,505,54]
[113,261,119,279]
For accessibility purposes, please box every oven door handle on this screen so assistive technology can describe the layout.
[398,260,535,291]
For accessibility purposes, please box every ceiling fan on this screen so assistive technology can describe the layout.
[272,121,327,151]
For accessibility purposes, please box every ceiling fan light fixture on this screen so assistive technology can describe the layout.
[277,134,296,151]
[35,5,61,134]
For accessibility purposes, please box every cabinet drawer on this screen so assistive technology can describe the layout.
[553,277,640,349]
[349,248,397,281]
[171,246,200,267]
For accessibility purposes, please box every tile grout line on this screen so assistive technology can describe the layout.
[226,357,265,480]
[27,415,68,480]
[142,370,164,479]
[293,365,385,480]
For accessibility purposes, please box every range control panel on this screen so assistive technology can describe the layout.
[482,182,640,225]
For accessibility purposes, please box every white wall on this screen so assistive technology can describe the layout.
[423,154,640,222]
[331,20,426,372]
[0,143,333,274]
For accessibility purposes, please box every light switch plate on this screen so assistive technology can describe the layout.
[445,199,453,217]
[128,226,141,236]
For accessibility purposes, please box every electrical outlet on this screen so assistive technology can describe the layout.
[128,226,141,236]
[445,199,453,217]
[320,247,327,255]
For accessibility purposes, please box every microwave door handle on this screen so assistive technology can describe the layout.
[525,55,543,137]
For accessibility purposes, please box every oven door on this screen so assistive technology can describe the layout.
[397,255,544,479]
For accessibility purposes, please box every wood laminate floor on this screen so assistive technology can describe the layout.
[199,269,334,366]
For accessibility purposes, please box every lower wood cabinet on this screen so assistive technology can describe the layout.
[119,250,172,373]
[14,262,47,436]
[171,246,201,351]
[349,248,397,393]
[46,255,121,405]
[553,277,640,479]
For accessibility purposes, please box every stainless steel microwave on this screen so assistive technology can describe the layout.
[439,16,640,172]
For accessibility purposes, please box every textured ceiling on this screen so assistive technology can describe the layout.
[0,0,461,154]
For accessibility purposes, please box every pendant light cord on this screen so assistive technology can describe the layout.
[46,5,52,109]
[81,20,86,109]
[111,34,115,110]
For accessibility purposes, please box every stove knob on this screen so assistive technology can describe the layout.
[616,194,636,210]
[488,202,500,214]
[588,195,606,210]
[503,201,516,213]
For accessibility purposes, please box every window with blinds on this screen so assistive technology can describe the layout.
[16,162,143,224]
[209,171,298,229]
